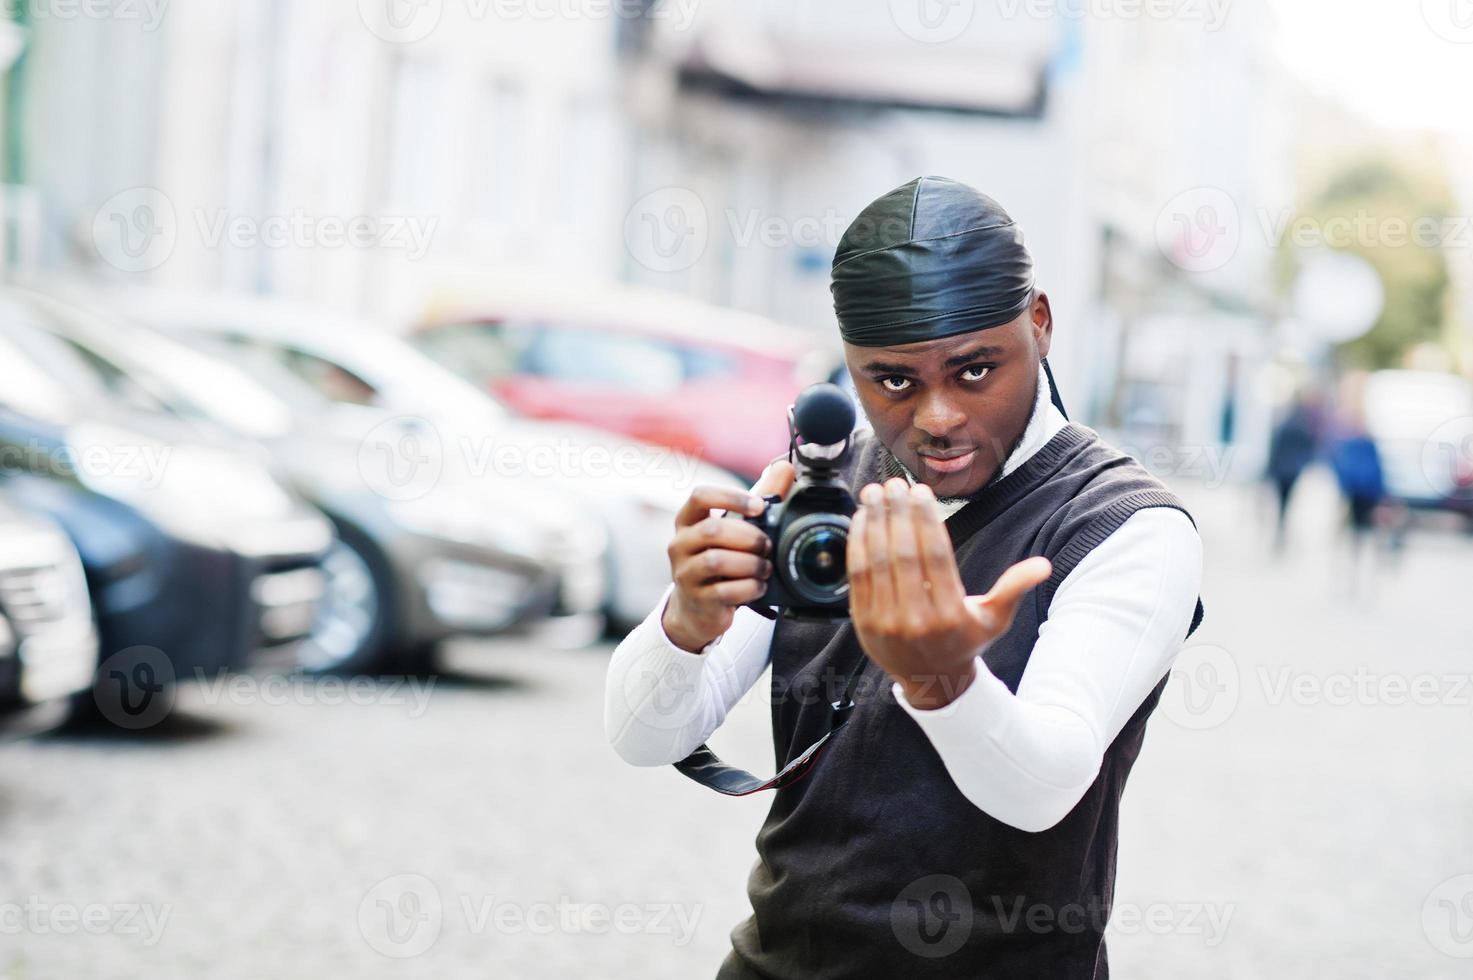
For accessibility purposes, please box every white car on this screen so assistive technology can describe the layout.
[1363,369,1473,517]
[103,289,745,630]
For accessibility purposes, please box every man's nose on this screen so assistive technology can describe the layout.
[913,392,967,438]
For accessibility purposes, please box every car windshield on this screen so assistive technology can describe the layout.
[331,330,510,421]
[11,293,299,440]
[105,335,299,440]
[413,320,731,393]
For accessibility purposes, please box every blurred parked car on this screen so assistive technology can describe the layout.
[411,283,836,482]
[1363,369,1473,521]
[0,291,333,719]
[0,496,97,726]
[22,287,600,674]
[109,289,747,632]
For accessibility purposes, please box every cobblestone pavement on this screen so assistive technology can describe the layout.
[2,473,1472,978]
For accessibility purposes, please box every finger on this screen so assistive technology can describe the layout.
[847,504,871,617]
[670,514,773,560]
[859,482,894,617]
[965,556,1053,633]
[883,478,927,627]
[750,459,797,501]
[910,483,966,619]
[675,548,773,588]
[676,485,765,528]
[687,577,768,607]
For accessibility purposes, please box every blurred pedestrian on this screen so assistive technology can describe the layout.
[1329,428,1385,535]
[1264,392,1321,552]
[1327,376,1386,598]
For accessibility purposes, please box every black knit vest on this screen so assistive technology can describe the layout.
[719,422,1204,980]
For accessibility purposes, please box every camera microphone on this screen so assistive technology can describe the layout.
[792,383,855,448]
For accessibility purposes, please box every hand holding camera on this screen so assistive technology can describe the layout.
[662,382,860,651]
[662,461,797,654]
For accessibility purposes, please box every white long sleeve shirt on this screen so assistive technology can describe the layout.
[604,368,1203,832]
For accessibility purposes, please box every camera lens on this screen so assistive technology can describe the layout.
[778,513,851,606]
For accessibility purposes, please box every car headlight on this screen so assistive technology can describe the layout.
[542,514,610,615]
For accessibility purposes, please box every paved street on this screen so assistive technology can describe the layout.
[3,472,1472,979]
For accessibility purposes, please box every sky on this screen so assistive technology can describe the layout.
[1267,0,1473,135]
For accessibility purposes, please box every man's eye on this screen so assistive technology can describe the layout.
[960,365,992,382]
[880,376,912,392]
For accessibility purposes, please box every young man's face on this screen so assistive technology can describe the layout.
[842,292,1053,499]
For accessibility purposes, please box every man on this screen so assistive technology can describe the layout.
[604,176,1205,978]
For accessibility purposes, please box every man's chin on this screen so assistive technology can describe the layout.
[913,461,994,501]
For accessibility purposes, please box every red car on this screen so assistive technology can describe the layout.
[410,288,838,482]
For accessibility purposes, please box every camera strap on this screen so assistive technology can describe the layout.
[671,651,871,796]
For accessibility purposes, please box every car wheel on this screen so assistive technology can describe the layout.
[298,533,390,675]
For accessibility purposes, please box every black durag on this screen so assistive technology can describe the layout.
[831,175,1067,418]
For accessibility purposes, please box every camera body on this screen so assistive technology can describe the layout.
[740,384,858,622]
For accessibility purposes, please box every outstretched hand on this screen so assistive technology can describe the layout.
[847,477,1053,709]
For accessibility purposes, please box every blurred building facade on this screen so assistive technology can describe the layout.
[10,0,1303,479]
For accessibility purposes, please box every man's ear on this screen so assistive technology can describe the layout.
[1031,291,1054,359]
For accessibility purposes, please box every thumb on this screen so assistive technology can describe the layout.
[965,556,1052,635]
[750,459,797,502]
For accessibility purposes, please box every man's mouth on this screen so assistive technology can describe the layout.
[916,448,978,475]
